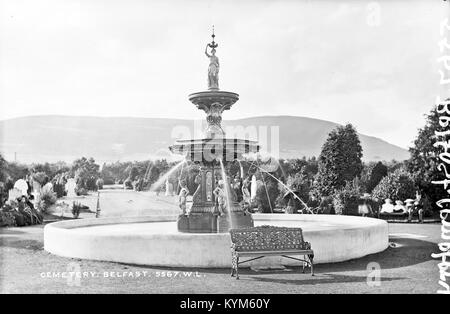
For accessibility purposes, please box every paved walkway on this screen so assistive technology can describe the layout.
[0,190,443,294]
[46,189,180,220]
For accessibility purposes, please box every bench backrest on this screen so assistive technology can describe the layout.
[229,225,306,252]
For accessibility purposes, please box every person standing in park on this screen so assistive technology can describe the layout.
[358,194,373,217]
[405,199,415,222]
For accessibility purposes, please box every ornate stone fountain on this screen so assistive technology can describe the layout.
[169,30,260,233]
[44,30,389,268]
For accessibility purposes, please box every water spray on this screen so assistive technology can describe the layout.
[245,160,314,215]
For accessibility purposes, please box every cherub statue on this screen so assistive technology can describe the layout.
[213,180,226,215]
[178,180,189,215]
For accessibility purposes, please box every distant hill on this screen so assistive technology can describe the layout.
[0,115,410,164]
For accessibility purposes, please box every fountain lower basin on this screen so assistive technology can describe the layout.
[44,214,388,268]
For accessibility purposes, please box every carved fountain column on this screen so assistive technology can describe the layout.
[170,30,259,233]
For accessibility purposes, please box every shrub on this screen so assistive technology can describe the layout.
[128,166,140,181]
[96,178,104,190]
[52,173,68,198]
[361,162,388,193]
[75,186,88,196]
[31,172,48,186]
[285,169,310,204]
[0,210,16,227]
[332,180,361,215]
[53,183,66,198]
[102,177,115,185]
[85,178,98,191]
[318,196,334,214]
[37,185,57,213]
[123,178,133,190]
[372,168,415,202]
[255,175,280,213]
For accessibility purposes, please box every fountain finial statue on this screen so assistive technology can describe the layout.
[205,26,219,90]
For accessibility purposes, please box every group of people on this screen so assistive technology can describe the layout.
[379,198,424,222]
[0,175,45,227]
[1,194,43,227]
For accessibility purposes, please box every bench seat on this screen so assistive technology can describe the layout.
[229,225,314,279]
[235,249,314,257]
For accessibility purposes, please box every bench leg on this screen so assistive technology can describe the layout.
[236,257,240,280]
[231,253,237,277]
[308,254,314,276]
[302,255,305,273]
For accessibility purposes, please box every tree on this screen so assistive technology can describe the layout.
[371,168,415,202]
[314,124,363,196]
[407,105,447,210]
[361,161,388,193]
[72,157,100,191]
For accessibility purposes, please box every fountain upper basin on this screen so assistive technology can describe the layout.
[170,138,260,162]
[44,214,388,268]
[188,90,239,112]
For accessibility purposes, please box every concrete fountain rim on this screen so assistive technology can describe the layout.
[44,213,387,233]
[43,214,389,267]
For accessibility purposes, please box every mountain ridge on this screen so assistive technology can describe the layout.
[0,115,410,164]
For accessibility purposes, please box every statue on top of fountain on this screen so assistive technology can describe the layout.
[205,27,219,90]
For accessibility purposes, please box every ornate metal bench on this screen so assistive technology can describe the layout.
[229,225,314,279]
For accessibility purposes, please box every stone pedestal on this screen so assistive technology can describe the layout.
[177,210,252,233]
[177,213,218,233]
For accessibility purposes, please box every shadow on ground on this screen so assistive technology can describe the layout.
[117,237,435,280]
[242,273,405,285]
[317,237,436,273]
[0,237,43,251]
[0,229,26,235]
[43,213,76,221]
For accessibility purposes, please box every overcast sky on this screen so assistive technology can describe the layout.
[0,0,446,148]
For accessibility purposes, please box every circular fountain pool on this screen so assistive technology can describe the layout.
[44,214,388,268]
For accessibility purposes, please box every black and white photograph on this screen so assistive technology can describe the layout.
[0,0,449,298]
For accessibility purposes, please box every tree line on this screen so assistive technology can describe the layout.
[0,104,443,214]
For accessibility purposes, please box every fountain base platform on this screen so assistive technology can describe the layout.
[44,214,389,268]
